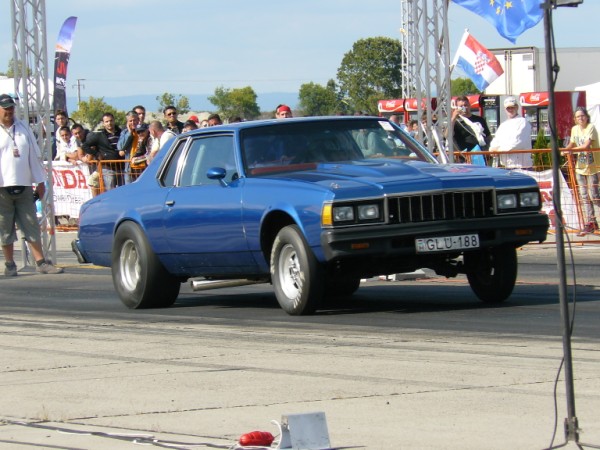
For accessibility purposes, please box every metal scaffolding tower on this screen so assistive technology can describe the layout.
[400,0,453,161]
[10,0,57,264]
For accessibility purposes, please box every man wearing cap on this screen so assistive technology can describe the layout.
[118,112,150,183]
[275,104,293,119]
[0,93,63,276]
[128,123,151,181]
[489,96,533,169]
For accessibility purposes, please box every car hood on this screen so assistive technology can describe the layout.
[263,159,538,200]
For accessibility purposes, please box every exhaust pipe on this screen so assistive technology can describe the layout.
[190,278,266,291]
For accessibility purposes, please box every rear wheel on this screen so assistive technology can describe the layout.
[112,221,180,309]
[270,225,324,315]
[465,246,517,304]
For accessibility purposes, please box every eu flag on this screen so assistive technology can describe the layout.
[451,0,544,44]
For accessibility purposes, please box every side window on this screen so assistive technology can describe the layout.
[161,139,187,187]
[179,135,235,187]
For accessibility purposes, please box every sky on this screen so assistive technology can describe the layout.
[0,0,598,103]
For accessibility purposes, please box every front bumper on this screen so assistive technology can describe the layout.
[321,213,549,261]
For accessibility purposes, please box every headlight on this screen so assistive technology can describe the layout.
[323,201,384,226]
[333,206,354,222]
[497,193,517,209]
[519,192,539,207]
[357,204,380,220]
[496,190,541,212]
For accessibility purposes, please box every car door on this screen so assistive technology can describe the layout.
[161,133,256,276]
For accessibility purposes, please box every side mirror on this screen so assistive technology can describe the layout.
[207,167,228,186]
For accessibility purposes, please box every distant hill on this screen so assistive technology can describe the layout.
[66,92,299,115]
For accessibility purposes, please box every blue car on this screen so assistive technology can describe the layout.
[72,116,549,315]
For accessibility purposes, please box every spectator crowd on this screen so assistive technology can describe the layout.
[45,102,298,194]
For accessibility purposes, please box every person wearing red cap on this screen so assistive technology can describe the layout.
[275,104,293,119]
[188,115,199,124]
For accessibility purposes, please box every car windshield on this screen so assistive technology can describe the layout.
[241,118,438,177]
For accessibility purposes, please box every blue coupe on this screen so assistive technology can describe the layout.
[72,116,549,315]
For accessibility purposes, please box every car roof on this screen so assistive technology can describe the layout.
[185,115,388,134]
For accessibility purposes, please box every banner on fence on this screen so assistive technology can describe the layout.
[47,161,93,218]
[515,169,578,230]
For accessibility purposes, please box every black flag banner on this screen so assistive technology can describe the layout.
[52,16,77,115]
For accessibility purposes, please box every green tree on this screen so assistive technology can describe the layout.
[3,58,31,77]
[336,37,403,115]
[298,80,339,116]
[156,92,190,115]
[208,86,260,120]
[71,96,125,130]
[532,128,552,171]
[451,77,480,96]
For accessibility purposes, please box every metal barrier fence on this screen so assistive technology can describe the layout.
[54,150,600,242]
[457,148,599,242]
[54,159,132,231]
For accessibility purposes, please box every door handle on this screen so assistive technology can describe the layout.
[165,200,175,206]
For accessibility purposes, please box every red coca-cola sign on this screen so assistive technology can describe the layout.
[519,92,550,106]
[377,99,405,113]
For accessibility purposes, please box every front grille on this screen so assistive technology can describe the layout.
[388,190,494,223]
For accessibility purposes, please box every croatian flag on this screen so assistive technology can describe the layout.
[452,31,504,92]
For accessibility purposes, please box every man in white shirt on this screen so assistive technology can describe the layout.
[148,120,176,162]
[0,93,63,276]
[489,96,533,169]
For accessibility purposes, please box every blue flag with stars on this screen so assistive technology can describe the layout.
[451,0,544,44]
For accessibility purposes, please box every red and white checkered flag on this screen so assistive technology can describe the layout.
[473,51,489,75]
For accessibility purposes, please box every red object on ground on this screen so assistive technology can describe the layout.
[239,430,275,446]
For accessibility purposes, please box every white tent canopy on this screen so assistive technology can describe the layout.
[0,76,19,97]
[575,82,600,134]
[576,81,600,106]
[0,76,54,111]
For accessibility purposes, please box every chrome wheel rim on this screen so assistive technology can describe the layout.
[119,239,141,292]
[279,243,302,299]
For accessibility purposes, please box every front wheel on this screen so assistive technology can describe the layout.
[112,221,180,309]
[465,246,517,304]
[270,225,324,315]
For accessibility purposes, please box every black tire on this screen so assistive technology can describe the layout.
[270,225,324,315]
[112,221,180,309]
[465,246,517,304]
[325,276,361,298]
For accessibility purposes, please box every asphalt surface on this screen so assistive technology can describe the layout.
[0,232,599,449]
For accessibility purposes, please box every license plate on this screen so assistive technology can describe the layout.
[415,234,480,253]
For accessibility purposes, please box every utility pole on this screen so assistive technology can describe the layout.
[73,78,85,106]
